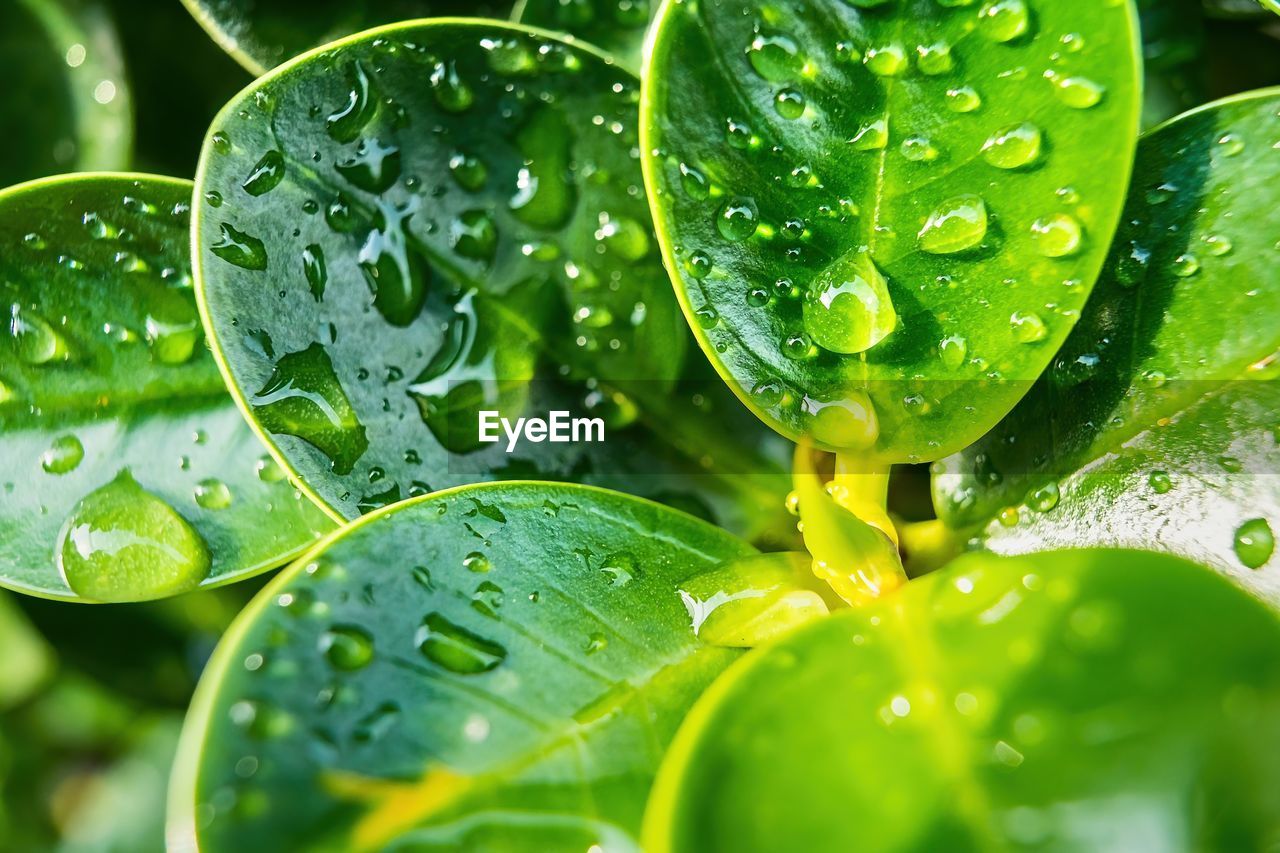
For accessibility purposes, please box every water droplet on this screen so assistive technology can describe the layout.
[302,245,327,301]
[982,122,1041,169]
[849,118,889,150]
[55,472,211,602]
[939,334,968,369]
[1028,482,1060,512]
[1149,470,1173,494]
[1234,519,1274,569]
[319,625,374,671]
[717,198,759,242]
[463,551,492,573]
[1030,214,1083,258]
[945,86,982,113]
[41,435,84,474]
[9,305,71,364]
[449,151,487,191]
[1049,74,1104,109]
[1217,133,1245,157]
[916,42,954,75]
[430,61,474,112]
[919,195,988,254]
[144,295,201,365]
[1010,311,1048,343]
[242,150,285,197]
[781,332,814,361]
[747,32,802,82]
[751,379,785,408]
[211,223,268,270]
[803,253,897,354]
[864,44,907,77]
[978,0,1030,42]
[774,87,806,120]
[687,250,712,279]
[417,613,507,674]
[596,214,651,262]
[901,136,939,162]
[251,343,368,476]
[194,479,233,510]
[450,209,498,262]
[509,109,575,229]
[600,553,637,587]
[1202,234,1233,257]
[803,392,879,450]
[1172,253,1200,278]
[584,632,607,654]
[679,163,710,199]
[326,62,376,143]
[335,138,402,193]
[256,455,285,483]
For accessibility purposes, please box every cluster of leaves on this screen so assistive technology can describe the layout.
[2,0,1280,850]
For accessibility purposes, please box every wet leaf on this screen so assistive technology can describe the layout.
[933,89,1280,599]
[515,0,656,73]
[0,175,334,603]
[171,482,764,851]
[194,21,791,539]
[180,0,508,74]
[0,0,131,187]
[642,0,1142,461]
[646,548,1280,852]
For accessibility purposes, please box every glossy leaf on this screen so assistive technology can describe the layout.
[170,482,761,851]
[933,89,1280,598]
[195,21,798,537]
[646,548,1280,852]
[181,0,508,74]
[0,0,131,187]
[0,175,334,602]
[642,0,1142,461]
[515,0,655,73]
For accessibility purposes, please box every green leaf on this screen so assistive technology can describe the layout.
[933,89,1280,596]
[514,0,655,73]
[645,548,1280,852]
[642,0,1142,461]
[0,174,334,602]
[0,593,54,709]
[193,21,791,537]
[180,0,509,75]
[169,482,759,851]
[0,0,131,187]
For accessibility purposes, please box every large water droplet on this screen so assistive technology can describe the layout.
[1049,74,1104,109]
[717,198,759,242]
[242,150,286,197]
[55,472,211,602]
[804,392,879,450]
[747,32,802,82]
[211,223,268,270]
[417,613,507,674]
[982,122,1041,169]
[359,200,430,326]
[319,625,375,671]
[327,63,377,143]
[978,0,1030,42]
[251,343,368,476]
[41,434,84,474]
[803,253,897,354]
[10,305,71,364]
[302,244,327,301]
[919,195,988,254]
[509,108,576,229]
[430,61,474,112]
[1010,311,1048,343]
[194,479,233,510]
[1234,519,1275,569]
[1030,214,1083,258]
[336,138,402,193]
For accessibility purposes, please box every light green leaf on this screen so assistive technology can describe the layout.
[933,89,1280,599]
[180,0,510,75]
[0,175,334,602]
[169,482,759,851]
[0,0,131,187]
[642,0,1142,461]
[514,0,655,73]
[646,548,1280,852]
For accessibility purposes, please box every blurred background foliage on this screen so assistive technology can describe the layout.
[0,0,1279,850]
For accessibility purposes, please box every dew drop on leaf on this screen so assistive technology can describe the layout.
[918,194,988,254]
[1234,519,1275,570]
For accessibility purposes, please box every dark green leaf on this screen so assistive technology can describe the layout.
[171,482,757,851]
[0,175,334,602]
[1139,0,1207,127]
[194,21,791,542]
[181,0,509,74]
[642,0,1142,461]
[646,548,1280,852]
[515,0,655,73]
[933,89,1280,596]
[0,0,131,187]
